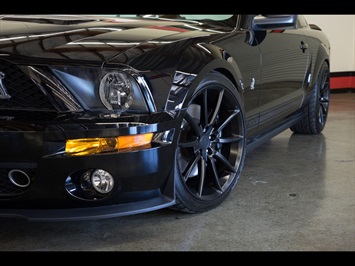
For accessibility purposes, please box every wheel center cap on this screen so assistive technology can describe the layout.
[198,127,214,152]
[199,134,210,149]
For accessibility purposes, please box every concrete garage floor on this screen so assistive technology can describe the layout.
[0,91,354,252]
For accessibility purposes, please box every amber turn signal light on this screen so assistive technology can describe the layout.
[66,133,153,156]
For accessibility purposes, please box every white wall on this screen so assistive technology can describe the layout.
[304,15,355,73]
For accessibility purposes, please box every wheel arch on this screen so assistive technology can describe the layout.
[177,58,245,110]
[309,42,330,92]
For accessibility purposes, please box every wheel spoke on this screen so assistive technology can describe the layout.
[197,158,206,196]
[319,89,329,118]
[202,90,209,128]
[319,100,328,125]
[183,154,201,181]
[214,151,237,173]
[217,109,240,132]
[322,80,330,91]
[320,100,328,114]
[321,73,329,89]
[210,157,223,192]
[217,134,244,144]
[185,113,203,136]
[319,108,324,124]
[209,89,224,126]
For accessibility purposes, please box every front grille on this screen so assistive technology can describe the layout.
[0,168,35,197]
[0,59,58,121]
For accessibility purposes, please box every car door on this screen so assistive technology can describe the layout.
[214,28,261,139]
[255,15,310,134]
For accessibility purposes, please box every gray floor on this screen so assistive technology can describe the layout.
[0,91,354,251]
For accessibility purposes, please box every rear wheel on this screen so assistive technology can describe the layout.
[173,72,246,213]
[291,61,330,134]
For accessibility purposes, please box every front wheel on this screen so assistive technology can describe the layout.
[173,72,246,213]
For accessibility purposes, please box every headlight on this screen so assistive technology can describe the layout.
[99,71,134,111]
[50,67,150,114]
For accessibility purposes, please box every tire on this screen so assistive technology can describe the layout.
[173,72,246,213]
[291,61,330,134]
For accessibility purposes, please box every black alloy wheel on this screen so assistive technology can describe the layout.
[291,61,330,134]
[173,72,246,213]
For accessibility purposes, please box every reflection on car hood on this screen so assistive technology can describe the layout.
[0,15,225,64]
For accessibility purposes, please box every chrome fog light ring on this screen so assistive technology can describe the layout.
[8,169,31,188]
[91,169,114,194]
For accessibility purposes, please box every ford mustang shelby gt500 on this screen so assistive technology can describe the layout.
[0,14,330,221]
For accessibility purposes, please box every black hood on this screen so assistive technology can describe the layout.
[0,15,228,65]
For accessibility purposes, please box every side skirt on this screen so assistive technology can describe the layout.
[246,112,303,152]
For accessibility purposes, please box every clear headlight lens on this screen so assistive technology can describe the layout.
[99,71,134,111]
[50,67,150,113]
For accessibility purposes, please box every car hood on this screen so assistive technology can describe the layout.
[0,15,228,65]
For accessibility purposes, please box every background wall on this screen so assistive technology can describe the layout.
[304,15,355,89]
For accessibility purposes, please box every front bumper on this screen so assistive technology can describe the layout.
[0,197,175,221]
[0,113,180,221]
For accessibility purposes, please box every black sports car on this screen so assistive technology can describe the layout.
[0,14,330,221]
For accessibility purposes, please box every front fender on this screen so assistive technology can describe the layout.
[175,43,244,110]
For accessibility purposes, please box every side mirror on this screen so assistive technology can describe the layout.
[252,15,298,31]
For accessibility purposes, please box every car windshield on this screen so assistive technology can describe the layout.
[115,14,234,21]
[104,14,237,30]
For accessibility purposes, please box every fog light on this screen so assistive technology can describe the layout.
[65,169,118,201]
[91,169,114,194]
